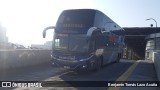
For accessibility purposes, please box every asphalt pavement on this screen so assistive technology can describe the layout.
[0,59,159,90]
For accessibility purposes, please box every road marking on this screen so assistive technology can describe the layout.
[43,70,74,81]
[108,60,140,90]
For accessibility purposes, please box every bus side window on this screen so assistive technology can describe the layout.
[55,39,60,47]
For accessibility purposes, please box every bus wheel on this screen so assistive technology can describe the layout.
[116,53,121,63]
[95,57,102,71]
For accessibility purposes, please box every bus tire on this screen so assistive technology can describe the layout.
[116,53,121,63]
[95,57,102,71]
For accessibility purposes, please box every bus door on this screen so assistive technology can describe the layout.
[93,31,112,64]
[102,32,114,64]
[108,33,119,62]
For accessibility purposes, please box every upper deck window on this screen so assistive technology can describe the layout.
[56,10,95,30]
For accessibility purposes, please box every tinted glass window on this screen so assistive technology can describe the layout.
[54,33,89,52]
[56,10,95,30]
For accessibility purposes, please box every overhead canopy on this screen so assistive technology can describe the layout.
[123,27,160,59]
[124,27,160,35]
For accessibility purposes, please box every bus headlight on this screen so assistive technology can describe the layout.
[51,54,53,58]
[82,65,87,68]
[80,58,89,61]
[79,55,94,61]
[51,54,56,59]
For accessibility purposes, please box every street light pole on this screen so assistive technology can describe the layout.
[146,18,157,50]
[146,18,157,27]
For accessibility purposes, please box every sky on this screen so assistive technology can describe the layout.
[0,0,160,46]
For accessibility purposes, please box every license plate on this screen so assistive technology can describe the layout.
[64,66,70,69]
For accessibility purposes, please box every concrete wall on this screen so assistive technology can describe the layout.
[0,50,51,70]
[153,51,160,81]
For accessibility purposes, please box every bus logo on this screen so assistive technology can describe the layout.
[2,82,11,87]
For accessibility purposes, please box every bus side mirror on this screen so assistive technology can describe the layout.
[43,26,55,38]
[87,27,99,40]
[101,28,109,33]
[43,30,46,38]
[86,27,98,42]
[87,27,99,37]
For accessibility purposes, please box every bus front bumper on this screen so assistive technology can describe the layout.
[51,58,95,71]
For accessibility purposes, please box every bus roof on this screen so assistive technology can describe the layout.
[55,9,123,34]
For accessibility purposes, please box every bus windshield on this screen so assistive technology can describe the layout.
[54,34,89,53]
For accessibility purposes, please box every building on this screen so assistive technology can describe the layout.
[31,41,52,50]
[0,24,8,49]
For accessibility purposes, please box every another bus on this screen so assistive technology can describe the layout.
[43,9,124,71]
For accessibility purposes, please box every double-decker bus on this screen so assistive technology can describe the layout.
[43,9,124,71]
